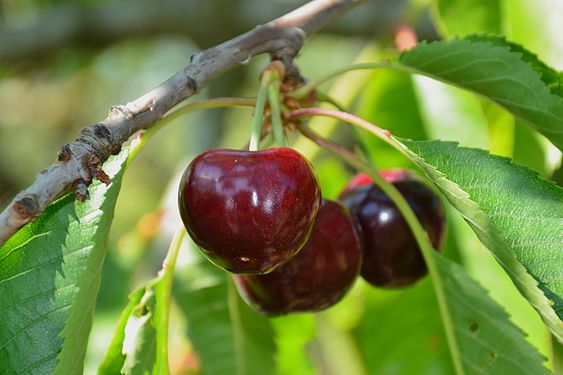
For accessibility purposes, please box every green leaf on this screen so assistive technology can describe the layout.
[463,35,562,96]
[99,230,185,375]
[343,156,551,374]
[121,288,157,375]
[98,288,145,375]
[430,251,551,374]
[353,279,454,374]
[174,244,276,375]
[0,150,129,374]
[398,35,563,150]
[398,139,563,340]
[433,0,502,36]
[513,122,549,175]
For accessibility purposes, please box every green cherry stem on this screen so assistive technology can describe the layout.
[291,62,400,99]
[249,70,275,151]
[128,97,256,163]
[152,227,186,375]
[294,112,464,374]
[268,78,287,147]
[289,108,397,151]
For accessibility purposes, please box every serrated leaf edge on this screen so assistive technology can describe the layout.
[397,139,563,342]
[398,35,563,150]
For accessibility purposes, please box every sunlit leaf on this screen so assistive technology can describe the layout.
[98,288,145,375]
[121,288,157,375]
[398,139,563,340]
[0,150,129,374]
[398,35,563,150]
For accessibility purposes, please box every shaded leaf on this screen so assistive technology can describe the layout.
[353,279,454,374]
[430,252,551,374]
[174,245,276,375]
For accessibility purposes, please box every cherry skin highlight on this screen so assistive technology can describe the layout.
[233,200,363,315]
[179,148,321,274]
[339,170,445,288]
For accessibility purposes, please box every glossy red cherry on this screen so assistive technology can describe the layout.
[339,170,445,288]
[178,148,321,274]
[233,200,363,315]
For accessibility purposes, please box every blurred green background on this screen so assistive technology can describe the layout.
[0,0,561,374]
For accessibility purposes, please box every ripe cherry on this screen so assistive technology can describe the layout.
[178,148,321,274]
[233,200,363,315]
[339,170,445,288]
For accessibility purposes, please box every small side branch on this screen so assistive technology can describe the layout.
[0,0,367,245]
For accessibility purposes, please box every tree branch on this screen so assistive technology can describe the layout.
[0,0,439,66]
[0,0,367,245]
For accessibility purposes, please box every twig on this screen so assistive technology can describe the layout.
[0,0,367,245]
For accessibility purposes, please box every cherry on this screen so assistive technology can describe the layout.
[233,200,363,315]
[178,147,321,274]
[339,170,445,288]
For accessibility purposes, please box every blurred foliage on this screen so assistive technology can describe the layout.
[0,0,561,374]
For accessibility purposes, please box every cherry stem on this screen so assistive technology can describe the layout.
[127,97,256,163]
[152,227,186,374]
[249,70,276,151]
[165,97,256,124]
[291,62,399,98]
[268,78,287,147]
[288,107,398,152]
[297,124,428,248]
[296,118,462,372]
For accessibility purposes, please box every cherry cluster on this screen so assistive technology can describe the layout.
[178,148,445,316]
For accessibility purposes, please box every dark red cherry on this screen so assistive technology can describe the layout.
[233,200,363,315]
[339,170,445,288]
[178,148,321,274]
